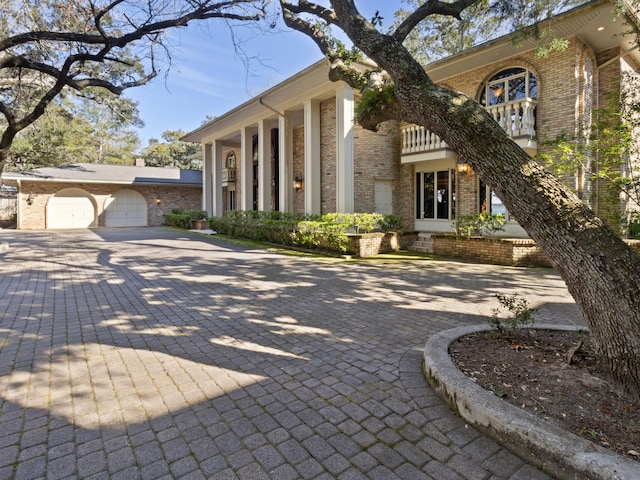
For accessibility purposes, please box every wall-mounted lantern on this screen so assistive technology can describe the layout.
[26,192,35,206]
[456,160,469,177]
[293,176,304,192]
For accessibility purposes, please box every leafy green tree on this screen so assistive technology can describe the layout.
[8,93,142,169]
[392,0,586,64]
[141,130,202,170]
[0,0,266,177]
[392,0,502,64]
[278,0,640,396]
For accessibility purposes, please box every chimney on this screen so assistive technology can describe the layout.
[135,158,145,167]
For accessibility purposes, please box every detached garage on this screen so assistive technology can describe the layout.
[1,163,202,230]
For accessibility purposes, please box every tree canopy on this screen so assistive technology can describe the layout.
[141,130,202,170]
[8,93,142,169]
[392,0,586,64]
[0,0,267,176]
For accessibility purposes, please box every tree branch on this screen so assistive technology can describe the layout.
[393,0,481,42]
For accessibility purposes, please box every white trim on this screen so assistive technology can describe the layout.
[336,86,355,213]
[212,140,223,217]
[203,143,213,215]
[240,126,253,211]
[258,119,271,211]
[304,99,321,215]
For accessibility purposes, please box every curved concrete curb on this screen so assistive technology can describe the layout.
[424,324,639,480]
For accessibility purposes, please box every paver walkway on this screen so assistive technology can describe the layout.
[0,227,585,480]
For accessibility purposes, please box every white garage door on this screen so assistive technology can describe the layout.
[105,189,147,227]
[47,189,96,229]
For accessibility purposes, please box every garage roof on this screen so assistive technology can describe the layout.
[2,163,202,186]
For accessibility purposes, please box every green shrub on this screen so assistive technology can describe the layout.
[291,221,351,253]
[453,213,505,237]
[206,210,399,254]
[184,209,207,220]
[380,214,404,232]
[163,213,191,229]
[489,293,537,339]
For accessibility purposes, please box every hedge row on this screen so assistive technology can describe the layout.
[207,210,404,254]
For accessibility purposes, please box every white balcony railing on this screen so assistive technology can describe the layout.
[401,98,537,155]
[222,168,236,184]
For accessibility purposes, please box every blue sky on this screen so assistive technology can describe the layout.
[126,2,401,148]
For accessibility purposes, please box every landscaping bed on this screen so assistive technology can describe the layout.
[449,329,640,462]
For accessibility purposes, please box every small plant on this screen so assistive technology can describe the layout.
[453,214,481,237]
[453,213,506,238]
[479,213,506,237]
[489,293,537,338]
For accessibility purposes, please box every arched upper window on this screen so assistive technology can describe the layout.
[479,68,537,107]
[225,151,236,169]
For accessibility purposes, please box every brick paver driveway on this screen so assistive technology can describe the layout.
[0,227,585,480]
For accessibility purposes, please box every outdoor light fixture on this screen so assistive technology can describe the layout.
[155,198,161,205]
[293,176,303,192]
[456,161,469,177]
[26,192,35,206]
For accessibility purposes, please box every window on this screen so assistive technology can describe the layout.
[225,151,236,169]
[228,190,236,211]
[479,68,537,107]
[416,169,456,220]
[479,179,511,221]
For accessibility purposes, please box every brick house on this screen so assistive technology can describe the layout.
[2,163,201,229]
[184,0,639,242]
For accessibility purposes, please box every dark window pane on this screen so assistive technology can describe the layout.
[509,76,526,101]
[479,179,487,214]
[416,173,421,219]
[489,82,505,105]
[529,74,538,99]
[423,172,434,219]
[436,170,449,219]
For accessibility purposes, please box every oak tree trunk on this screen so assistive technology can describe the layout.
[329,0,640,396]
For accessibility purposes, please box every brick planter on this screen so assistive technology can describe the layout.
[431,235,552,267]
[347,231,419,258]
[191,219,209,230]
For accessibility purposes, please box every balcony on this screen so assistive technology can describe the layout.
[222,168,236,186]
[401,98,537,160]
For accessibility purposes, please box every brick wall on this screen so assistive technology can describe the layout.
[432,235,552,267]
[320,99,337,213]
[348,231,419,257]
[354,115,402,213]
[18,182,201,229]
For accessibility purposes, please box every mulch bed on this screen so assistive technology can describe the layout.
[449,329,640,462]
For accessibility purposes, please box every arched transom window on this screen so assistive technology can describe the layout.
[479,67,537,107]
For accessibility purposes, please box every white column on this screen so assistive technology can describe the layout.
[203,143,213,215]
[258,119,272,211]
[212,140,223,217]
[240,126,253,211]
[336,86,355,213]
[304,99,321,215]
[279,112,293,212]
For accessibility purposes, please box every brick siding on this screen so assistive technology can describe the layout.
[18,181,201,229]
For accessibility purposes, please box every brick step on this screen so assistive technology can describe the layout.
[409,235,433,252]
